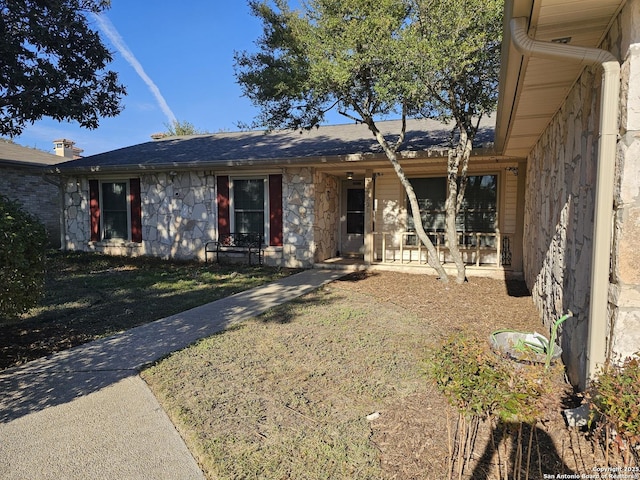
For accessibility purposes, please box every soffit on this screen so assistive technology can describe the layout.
[496,0,625,158]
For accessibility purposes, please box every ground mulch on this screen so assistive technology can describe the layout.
[330,271,624,479]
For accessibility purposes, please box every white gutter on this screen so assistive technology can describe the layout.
[510,17,620,388]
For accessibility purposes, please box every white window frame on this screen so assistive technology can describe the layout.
[99,179,132,241]
[228,176,269,240]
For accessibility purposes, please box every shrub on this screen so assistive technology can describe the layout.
[589,355,640,464]
[428,333,568,479]
[0,195,47,319]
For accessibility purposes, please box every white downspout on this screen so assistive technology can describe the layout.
[510,17,620,389]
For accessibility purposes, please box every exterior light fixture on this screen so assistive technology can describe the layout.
[346,171,354,180]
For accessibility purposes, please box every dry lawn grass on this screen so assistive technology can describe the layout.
[0,251,295,369]
[142,271,621,479]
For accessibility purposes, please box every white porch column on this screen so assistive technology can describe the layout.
[364,169,374,264]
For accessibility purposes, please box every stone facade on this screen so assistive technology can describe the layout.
[611,0,640,365]
[523,0,640,385]
[280,167,316,267]
[63,177,90,252]
[313,171,339,262]
[63,172,217,259]
[1,166,61,247]
[140,171,217,259]
[63,168,326,268]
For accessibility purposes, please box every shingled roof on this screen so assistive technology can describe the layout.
[0,140,62,167]
[54,117,495,173]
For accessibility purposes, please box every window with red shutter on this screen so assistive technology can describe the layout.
[88,178,142,243]
[218,175,283,246]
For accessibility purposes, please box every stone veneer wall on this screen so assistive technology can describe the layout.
[523,68,599,385]
[610,0,640,365]
[140,171,217,259]
[63,177,90,251]
[63,172,217,260]
[1,166,61,247]
[313,171,339,262]
[280,167,316,268]
[63,169,326,267]
[523,0,640,386]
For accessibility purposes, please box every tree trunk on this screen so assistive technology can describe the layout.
[445,125,473,284]
[367,120,449,282]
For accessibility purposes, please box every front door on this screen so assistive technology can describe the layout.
[340,180,365,256]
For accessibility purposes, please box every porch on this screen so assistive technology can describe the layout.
[372,231,513,268]
[315,231,520,280]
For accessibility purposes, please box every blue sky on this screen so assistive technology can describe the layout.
[14,2,287,156]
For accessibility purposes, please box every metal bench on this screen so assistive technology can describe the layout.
[205,233,263,265]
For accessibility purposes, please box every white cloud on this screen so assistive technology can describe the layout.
[92,13,177,125]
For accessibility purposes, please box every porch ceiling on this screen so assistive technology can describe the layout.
[495,0,625,158]
[311,147,513,177]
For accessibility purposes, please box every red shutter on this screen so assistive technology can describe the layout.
[217,175,230,237]
[129,178,142,243]
[269,174,283,246]
[89,180,100,242]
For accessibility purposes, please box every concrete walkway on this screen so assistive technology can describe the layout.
[0,269,346,479]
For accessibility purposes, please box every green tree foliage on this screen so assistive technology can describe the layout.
[235,0,502,283]
[0,0,126,136]
[0,195,47,319]
[407,0,503,283]
[163,119,210,136]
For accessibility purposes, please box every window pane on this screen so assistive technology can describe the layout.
[104,212,128,240]
[347,212,364,234]
[233,179,265,234]
[407,178,446,232]
[407,175,497,238]
[103,182,127,210]
[236,211,263,234]
[234,179,264,210]
[346,189,365,234]
[461,175,497,211]
[102,182,128,240]
[346,189,364,211]
[457,175,497,233]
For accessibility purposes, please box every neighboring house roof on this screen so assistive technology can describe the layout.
[496,0,625,157]
[0,141,62,168]
[54,117,495,173]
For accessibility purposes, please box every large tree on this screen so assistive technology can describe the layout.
[235,0,502,283]
[0,0,126,137]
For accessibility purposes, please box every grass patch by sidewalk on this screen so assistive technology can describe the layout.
[142,283,436,479]
[0,251,297,369]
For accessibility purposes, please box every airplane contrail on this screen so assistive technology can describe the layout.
[92,13,178,125]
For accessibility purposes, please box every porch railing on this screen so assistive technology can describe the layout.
[372,231,512,268]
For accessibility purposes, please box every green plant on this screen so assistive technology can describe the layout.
[497,312,572,369]
[589,355,640,465]
[0,195,47,318]
[430,333,505,418]
[545,312,571,368]
[429,334,507,479]
[430,333,567,480]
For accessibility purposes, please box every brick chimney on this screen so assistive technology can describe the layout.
[53,139,83,159]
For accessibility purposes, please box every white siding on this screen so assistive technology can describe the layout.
[374,175,404,258]
[503,171,518,234]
